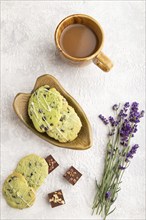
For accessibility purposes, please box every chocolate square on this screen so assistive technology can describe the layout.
[48,190,65,208]
[45,155,59,173]
[63,166,82,185]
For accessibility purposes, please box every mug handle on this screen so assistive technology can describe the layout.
[93,51,113,72]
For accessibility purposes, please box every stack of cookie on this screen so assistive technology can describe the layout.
[2,154,48,209]
[28,85,82,143]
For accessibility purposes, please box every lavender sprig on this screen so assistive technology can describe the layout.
[92,102,144,220]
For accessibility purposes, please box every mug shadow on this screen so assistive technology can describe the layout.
[46,42,87,71]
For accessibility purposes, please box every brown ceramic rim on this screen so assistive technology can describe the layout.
[55,14,104,62]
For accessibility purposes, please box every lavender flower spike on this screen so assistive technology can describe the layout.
[123,102,130,112]
[120,119,133,146]
[99,114,109,125]
[129,102,141,123]
[124,102,130,108]
[119,109,127,119]
[140,110,145,118]
[113,104,119,111]
[105,191,111,199]
[119,165,126,170]
[126,144,139,162]
[109,116,115,126]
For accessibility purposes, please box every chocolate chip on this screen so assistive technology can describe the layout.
[44,126,49,131]
[12,195,16,198]
[60,129,64,132]
[30,111,33,116]
[60,115,66,121]
[29,162,32,167]
[7,189,13,193]
[43,94,46,98]
[50,123,53,126]
[38,109,43,113]
[30,173,33,177]
[42,116,46,121]
[11,176,17,180]
[40,124,45,130]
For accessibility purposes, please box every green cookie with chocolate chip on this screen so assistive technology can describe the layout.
[47,106,82,142]
[28,85,63,132]
[28,85,82,143]
[15,154,48,190]
[3,172,35,209]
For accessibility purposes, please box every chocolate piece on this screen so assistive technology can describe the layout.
[63,166,82,185]
[48,190,65,208]
[45,155,59,173]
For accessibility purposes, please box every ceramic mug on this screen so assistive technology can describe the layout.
[55,14,113,72]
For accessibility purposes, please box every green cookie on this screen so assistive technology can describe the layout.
[28,86,63,132]
[15,154,48,190]
[28,85,82,143]
[47,106,82,142]
[3,172,35,209]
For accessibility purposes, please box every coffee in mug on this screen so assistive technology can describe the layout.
[60,24,99,58]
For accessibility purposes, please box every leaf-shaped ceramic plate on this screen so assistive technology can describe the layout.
[13,74,93,150]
